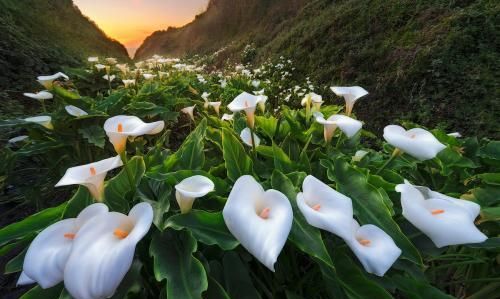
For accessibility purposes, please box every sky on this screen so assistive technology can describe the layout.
[73,0,209,57]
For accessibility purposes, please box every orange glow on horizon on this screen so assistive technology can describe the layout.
[73,0,209,57]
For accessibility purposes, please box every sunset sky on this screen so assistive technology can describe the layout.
[73,0,209,56]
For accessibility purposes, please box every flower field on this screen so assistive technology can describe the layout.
[0,55,499,299]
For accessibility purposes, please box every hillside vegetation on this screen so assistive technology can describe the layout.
[136,0,499,138]
[0,0,129,117]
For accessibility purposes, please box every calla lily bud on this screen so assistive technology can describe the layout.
[240,128,261,147]
[330,86,368,116]
[55,156,123,200]
[181,105,196,122]
[95,64,106,71]
[175,175,215,214]
[221,113,234,121]
[257,95,268,113]
[209,101,222,115]
[383,125,446,161]
[143,73,156,80]
[352,150,369,162]
[64,203,153,299]
[345,220,402,277]
[122,79,136,88]
[228,92,260,129]
[65,105,88,117]
[25,116,53,130]
[104,115,165,154]
[223,175,293,271]
[297,175,353,240]
[18,203,109,288]
[396,180,487,247]
[37,72,69,89]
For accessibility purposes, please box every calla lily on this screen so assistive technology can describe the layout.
[103,115,165,154]
[209,101,222,115]
[201,92,210,101]
[330,86,368,116]
[8,135,28,144]
[122,79,136,87]
[352,150,369,162]
[297,175,353,240]
[65,105,88,117]
[256,95,268,113]
[181,105,196,122]
[95,64,106,71]
[116,64,128,74]
[37,72,69,89]
[301,92,323,112]
[23,91,53,101]
[175,175,215,214]
[383,125,446,161]
[252,80,261,88]
[143,73,156,80]
[158,71,169,79]
[88,57,99,63]
[396,180,487,247]
[223,175,293,271]
[345,219,402,276]
[240,128,261,147]
[18,203,109,289]
[448,132,462,138]
[103,74,116,82]
[64,203,153,299]
[25,116,53,129]
[227,92,260,128]
[55,155,123,200]
[221,113,234,121]
[105,57,117,65]
[314,112,362,142]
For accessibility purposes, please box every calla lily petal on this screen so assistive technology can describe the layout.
[240,128,260,147]
[23,91,53,101]
[330,86,368,115]
[65,105,88,117]
[221,113,234,121]
[37,72,69,89]
[25,116,53,129]
[209,101,221,115]
[223,175,293,271]
[18,203,108,288]
[104,115,165,154]
[345,220,402,277]
[181,105,196,122]
[64,203,153,299]
[227,92,260,128]
[328,114,362,138]
[383,125,446,161]
[396,181,486,247]
[175,175,215,213]
[55,155,123,200]
[297,175,353,240]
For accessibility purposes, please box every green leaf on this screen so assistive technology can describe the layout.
[272,142,293,173]
[478,207,500,223]
[110,260,144,299]
[166,211,238,250]
[206,276,232,299]
[16,141,66,156]
[222,127,253,182]
[63,186,93,218]
[437,147,477,175]
[164,118,207,170]
[223,252,262,299]
[465,237,500,249]
[392,275,454,299]
[104,156,145,213]
[270,170,334,268]
[136,178,171,229]
[20,284,64,299]
[4,246,27,274]
[326,158,422,265]
[78,125,106,149]
[150,230,208,299]
[0,203,66,246]
[53,85,81,100]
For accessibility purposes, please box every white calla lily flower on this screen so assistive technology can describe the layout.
[37,72,69,89]
[143,73,156,80]
[18,203,109,288]
[330,86,368,116]
[383,125,446,161]
[65,105,88,117]
[95,64,106,71]
[209,101,222,115]
[201,92,210,101]
[301,92,323,113]
[256,95,268,113]
[175,175,215,214]
[181,105,196,122]
[103,74,116,82]
[227,92,260,128]
[352,150,369,162]
[251,80,261,88]
[116,64,128,74]
[297,175,353,240]
[55,156,123,200]
[122,79,136,87]
[221,113,234,121]
[447,132,462,138]
[88,57,99,63]
[345,220,402,277]
[240,128,261,147]
[23,91,53,101]
[396,180,487,247]
[64,203,153,299]
[314,113,362,142]
[104,115,165,154]
[8,135,28,144]
[223,175,293,271]
[105,57,117,65]
[25,116,53,129]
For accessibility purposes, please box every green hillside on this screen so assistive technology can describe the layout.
[0,0,129,117]
[136,0,499,138]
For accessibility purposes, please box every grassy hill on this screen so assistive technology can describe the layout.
[0,0,129,117]
[136,0,499,138]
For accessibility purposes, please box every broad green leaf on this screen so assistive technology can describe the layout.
[206,276,232,299]
[437,147,477,176]
[272,142,293,173]
[166,211,238,250]
[110,261,144,299]
[270,170,334,268]
[146,169,230,196]
[136,178,171,229]
[222,127,253,182]
[16,141,66,156]
[392,275,454,299]
[78,125,106,149]
[326,158,422,265]
[63,186,93,218]
[4,246,27,274]
[20,284,64,299]
[223,252,262,299]
[0,203,66,246]
[53,84,81,100]
[478,207,500,223]
[104,156,145,213]
[150,230,208,299]
[465,237,500,249]
[478,141,500,167]
[164,118,207,170]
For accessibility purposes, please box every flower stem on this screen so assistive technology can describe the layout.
[335,133,343,149]
[41,99,46,113]
[375,148,401,175]
[250,126,257,160]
